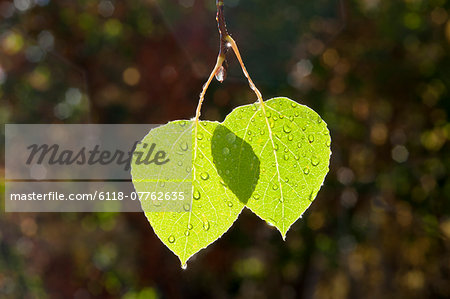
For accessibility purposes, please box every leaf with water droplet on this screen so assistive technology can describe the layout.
[222,97,331,238]
[131,120,247,268]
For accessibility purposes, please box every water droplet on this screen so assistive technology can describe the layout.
[288,135,293,141]
[308,134,314,143]
[279,198,284,203]
[182,264,187,270]
[289,116,294,122]
[291,102,297,108]
[284,154,289,160]
[177,161,183,166]
[203,220,210,231]
[168,235,175,243]
[253,194,260,200]
[247,131,252,135]
[188,223,193,230]
[227,201,233,207]
[294,112,299,117]
[179,120,187,127]
[284,177,289,183]
[274,143,279,151]
[222,147,230,155]
[215,65,225,82]
[294,155,299,160]
[159,181,165,187]
[283,125,291,133]
[302,126,307,131]
[297,142,302,148]
[303,167,310,175]
[185,230,190,236]
[272,184,279,190]
[266,111,271,118]
[179,142,189,151]
[248,136,253,141]
[225,170,230,175]
[183,204,190,211]
[200,172,210,180]
[226,133,236,143]
[311,156,320,166]
[186,167,191,173]
[279,115,284,119]
[273,116,278,121]
[317,116,322,124]
[270,121,274,128]
[197,133,203,140]
[252,104,257,111]
[260,129,265,135]
[326,140,331,147]
[193,190,201,200]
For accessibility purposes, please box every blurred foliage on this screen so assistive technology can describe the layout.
[1,0,450,298]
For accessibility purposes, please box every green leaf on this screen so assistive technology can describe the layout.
[222,97,331,238]
[131,120,258,267]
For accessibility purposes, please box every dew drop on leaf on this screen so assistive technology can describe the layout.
[197,133,203,140]
[200,172,210,180]
[288,134,293,141]
[283,125,291,133]
[168,235,175,243]
[253,194,260,200]
[227,201,233,207]
[303,167,310,175]
[179,142,189,151]
[308,134,314,143]
[226,132,236,144]
[193,190,201,200]
[222,147,230,155]
[272,184,279,190]
[203,220,210,231]
[183,204,190,211]
[311,156,320,166]
[284,154,289,160]
[187,223,193,230]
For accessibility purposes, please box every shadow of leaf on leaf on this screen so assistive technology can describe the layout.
[211,124,260,205]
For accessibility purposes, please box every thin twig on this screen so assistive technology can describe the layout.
[194,0,264,125]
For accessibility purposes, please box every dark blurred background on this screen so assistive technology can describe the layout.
[1,0,450,298]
